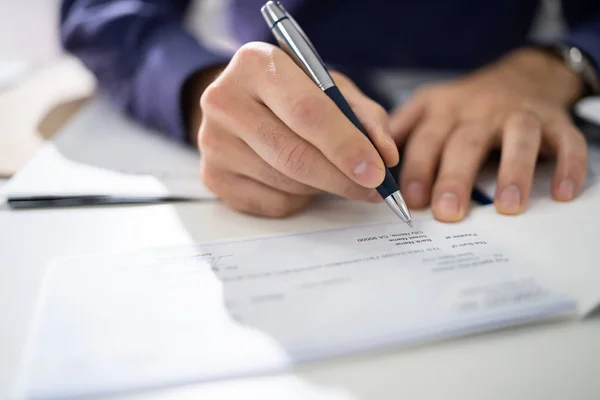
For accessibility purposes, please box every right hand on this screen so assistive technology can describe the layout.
[196,42,399,217]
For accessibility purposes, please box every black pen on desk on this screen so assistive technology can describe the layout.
[261,1,413,226]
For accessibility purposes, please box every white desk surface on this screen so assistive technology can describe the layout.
[1,192,599,400]
[1,62,600,399]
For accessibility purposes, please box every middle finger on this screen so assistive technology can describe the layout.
[432,122,495,222]
[400,114,455,208]
[494,111,542,215]
[204,125,320,196]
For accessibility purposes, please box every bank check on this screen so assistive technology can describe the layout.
[19,218,575,399]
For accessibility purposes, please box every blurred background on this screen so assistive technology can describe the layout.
[0,1,61,64]
[0,0,566,176]
[0,0,565,72]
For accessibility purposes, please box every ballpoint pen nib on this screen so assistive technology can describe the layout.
[384,191,413,226]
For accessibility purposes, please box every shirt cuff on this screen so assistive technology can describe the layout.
[134,23,230,142]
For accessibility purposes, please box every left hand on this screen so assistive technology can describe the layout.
[390,48,589,222]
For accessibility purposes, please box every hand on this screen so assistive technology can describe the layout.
[195,42,398,217]
[390,48,588,222]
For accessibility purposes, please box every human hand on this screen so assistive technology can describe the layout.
[390,48,588,222]
[195,42,398,217]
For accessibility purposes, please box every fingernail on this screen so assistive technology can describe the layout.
[353,161,383,187]
[434,192,459,218]
[558,178,576,200]
[406,180,426,205]
[498,185,521,212]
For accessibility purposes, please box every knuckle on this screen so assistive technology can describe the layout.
[255,120,282,151]
[478,95,503,110]
[510,110,541,132]
[199,162,221,193]
[233,42,272,67]
[197,125,221,154]
[276,141,317,178]
[518,98,543,113]
[290,95,325,125]
[200,81,229,115]
[267,197,298,218]
[414,124,449,146]
[452,125,488,149]
[233,42,290,85]
[371,103,388,121]
[516,136,539,155]
[258,167,313,195]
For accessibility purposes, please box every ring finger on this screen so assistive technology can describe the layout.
[203,125,320,196]
[494,111,542,214]
[399,113,455,208]
[200,164,312,218]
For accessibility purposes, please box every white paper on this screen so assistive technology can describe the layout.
[0,60,30,90]
[120,376,357,400]
[4,98,216,204]
[576,97,600,127]
[19,218,574,399]
[476,140,600,201]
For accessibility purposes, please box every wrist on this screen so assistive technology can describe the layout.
[473,48,586,106]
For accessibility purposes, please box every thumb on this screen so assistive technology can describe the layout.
[333,76,399,167]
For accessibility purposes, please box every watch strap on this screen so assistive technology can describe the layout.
[542,44,600,97]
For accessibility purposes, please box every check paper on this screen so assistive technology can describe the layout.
[20,219,575,399]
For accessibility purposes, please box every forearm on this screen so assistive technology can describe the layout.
[60,0,230,142]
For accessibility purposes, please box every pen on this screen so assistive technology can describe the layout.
[261,1,413,226]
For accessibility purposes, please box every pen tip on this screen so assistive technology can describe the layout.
[407,220,414,228]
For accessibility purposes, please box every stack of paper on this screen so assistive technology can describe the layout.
[18,217,577,399]
[4,98,216,207]
[576,97,600,131]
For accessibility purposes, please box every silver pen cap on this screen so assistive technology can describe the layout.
[261,1,334,90]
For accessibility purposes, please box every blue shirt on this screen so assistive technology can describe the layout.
[60,0,600,142]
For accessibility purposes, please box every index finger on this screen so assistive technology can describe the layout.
[246,44,387,189]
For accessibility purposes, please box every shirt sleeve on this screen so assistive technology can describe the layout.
[60,0,231,142]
